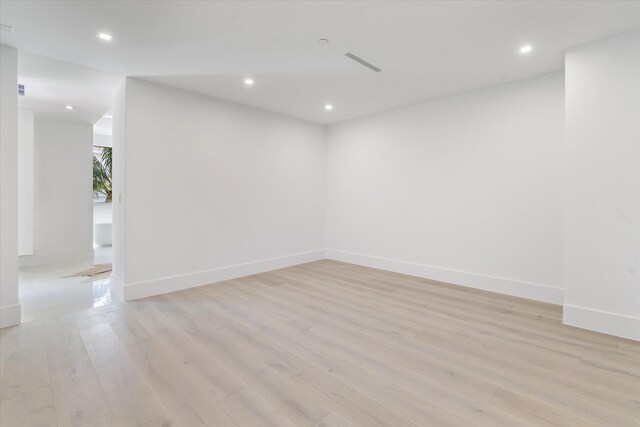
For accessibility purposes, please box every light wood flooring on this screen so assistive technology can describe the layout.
[1,260,639,426]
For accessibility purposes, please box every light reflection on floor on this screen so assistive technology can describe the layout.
[92,277,112,307]
[19,246,115,322]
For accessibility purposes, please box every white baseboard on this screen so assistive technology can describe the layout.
[19,248,95,267]
[120,250,326,301]
[325,249,564,305]
[0,303,21,328]
[563,304,640,341]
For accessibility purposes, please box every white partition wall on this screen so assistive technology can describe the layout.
[113,78,326,300]
[0,46,20,327]
[19,118,94,267]
[110,78,127,300]
[564,30,640,340]
[326,73,565,304]
[18,108,34,256]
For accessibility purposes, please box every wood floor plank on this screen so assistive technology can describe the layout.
[2,260,639,426]
[218,388,298,427]
[193,283,472,426]
[313,412,356,427]
[0,385,57,427]
[196,278,525,426]
[488,387,601,427]
[123,337,238,426]
[210,277,574,426]
[0,341,51,400]
[277,264,640,385]
[78,323,174,427]
[159,290,414,427]
[123,298,246,403]
[226,266,640,425]
[153,293,333,427]
[42,320,112,427]
[77,413,118,427]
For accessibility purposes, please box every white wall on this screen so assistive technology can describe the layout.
[20,118,94,266]
[111,79,126,299]
[564,30,640,340]
[326,72,565,304]
[115,78,326,300]
[93,133,112,147]
[0,45,20,327]
[18,108,34,256]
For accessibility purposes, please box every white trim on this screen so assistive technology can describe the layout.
[0,303,21,328]
[326,249,564,305]
[563,304,640,341]
[19,248,95,267]
[121,250,326,301]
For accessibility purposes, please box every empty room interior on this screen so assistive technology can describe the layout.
[0,1,639,426]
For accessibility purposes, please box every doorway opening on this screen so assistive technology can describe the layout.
[17,51,121,322]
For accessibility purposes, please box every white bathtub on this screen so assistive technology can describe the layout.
[93,222,112,246]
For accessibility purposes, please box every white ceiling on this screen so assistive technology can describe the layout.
[2,1,639,124]
[17,51,121,125]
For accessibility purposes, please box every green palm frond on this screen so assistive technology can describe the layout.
[101,146,112,176]
[93,147,112,202]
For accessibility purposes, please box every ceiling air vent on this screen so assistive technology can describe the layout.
[345,52,382,72]
[17,84,25,96]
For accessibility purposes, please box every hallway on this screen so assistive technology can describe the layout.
[19,246,114,322]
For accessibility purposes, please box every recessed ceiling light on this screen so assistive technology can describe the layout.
[104,114,112,119]
[325,104,333,111]
[519,45,533,54]
[65,105,74,110]
[244,78,254,86]
[317,38,329,45]
[97,32,112,41]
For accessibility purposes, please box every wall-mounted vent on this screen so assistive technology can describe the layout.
[17,84,24,96]
[0,23,14,34]
[345,52,382,73]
